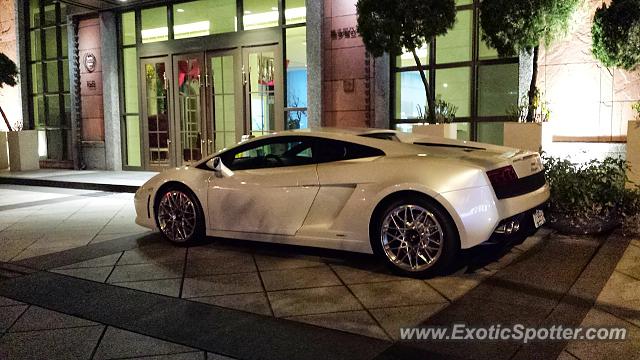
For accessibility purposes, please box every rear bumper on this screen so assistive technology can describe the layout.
[481,203,547,247]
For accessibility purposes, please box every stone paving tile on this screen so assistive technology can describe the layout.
[89,231,150,244]
[254,254,325,271]
[191,293,272,316]
[11,245,77,261]
[129,352,206,360]
[0,296,23,307]
[93,327,197,360]
[52,266,114,283]
[107,262,184,283]
[207,353,236,360]
[9,306,97,332]
[484,248,524,272]
[55,253,123,270]
[565,308,640,360]
[287,310,389,340]
[425,269,493,301]
[348,280,448,309]
[118,246,186,266]
[369,303,449,341]
[0,325,105,360]
[329,264,405,284]
[268,286,363,317]
[557,351,580,360]
[113,278,182,297]
[260,265,341,291]
[185,249,256,277]
[594,271,640,327]
[0,305,28,332]
[182,273,263,298]
[615,243,640,279]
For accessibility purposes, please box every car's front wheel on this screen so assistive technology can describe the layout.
[372,197,459,277]
[155,186,205,245]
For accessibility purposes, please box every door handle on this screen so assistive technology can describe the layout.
[167,139,172,145]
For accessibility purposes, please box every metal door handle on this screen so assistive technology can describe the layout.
[167,139,172,145]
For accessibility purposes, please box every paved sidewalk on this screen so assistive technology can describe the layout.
[0,184,638,359]
[0,169,157,193]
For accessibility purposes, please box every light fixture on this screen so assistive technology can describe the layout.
[244,10,251,14]
[443,83,449,88]
[271,7,278,11]
[176,8,185,12]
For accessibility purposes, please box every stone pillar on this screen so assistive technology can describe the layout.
[100,11,122,171]
[373,54,390,129]
[306,0,323,128]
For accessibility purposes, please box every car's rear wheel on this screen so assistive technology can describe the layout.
[155,186,204,245]
[372,197,459,277]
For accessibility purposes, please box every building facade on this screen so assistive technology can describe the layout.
[0,0,638,171]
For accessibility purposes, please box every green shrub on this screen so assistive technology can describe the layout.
[591,0,640,71]
[543,155,640,234]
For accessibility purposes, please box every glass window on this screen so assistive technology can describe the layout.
[123,48,139,113]
[285,0,306,25]
[396,45,428,68]
[45,95,61,126]
[435,67,471,117]
[395,71,426,120]
[30,30,41,61]
[45,61,59,92]
[455,0,473,5]
[478,122,504,145]
[436,10,472,64]
[31,63,43,94]
[141,7,168,43]
[478,64,519,117]
[32,95,45,127]
[29,0,40,28]
[243,0,279,30]
[61,26,68,56]
[43,2,56,27]
[314,139,385,163]
[479,31,499,60]
[173,0,237,39]
[125,115,141,167]
[122,11,136,45]
[44,27,58,60]
[286,26,307,129]
[223,138,314,170]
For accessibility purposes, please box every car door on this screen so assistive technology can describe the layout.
[207,136,319,236]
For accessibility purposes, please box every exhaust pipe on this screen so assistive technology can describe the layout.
[495,220,520,235]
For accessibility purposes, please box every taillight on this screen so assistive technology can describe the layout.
[487,165,518,188]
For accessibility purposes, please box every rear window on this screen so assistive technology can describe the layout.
[314,139,385,163]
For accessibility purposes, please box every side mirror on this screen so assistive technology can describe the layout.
[207,157,222,172]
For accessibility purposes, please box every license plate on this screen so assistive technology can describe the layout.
[533,209,546,228]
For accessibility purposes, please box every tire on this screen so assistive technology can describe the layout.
[154,185,205,245]
[371,197,459,278]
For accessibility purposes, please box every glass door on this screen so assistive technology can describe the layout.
[206,50,242,153]
[140,57,173,171]
[243,45,284,137]
[173,54,205,166]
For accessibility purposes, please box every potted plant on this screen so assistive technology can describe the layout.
[410,96,459,139]
[502,89,552,152]
[0,53,39,172]
[543,155,640,235]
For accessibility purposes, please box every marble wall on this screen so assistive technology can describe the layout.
[538,0,640,142]
[0,0,21,131]
[322,0,376,128]
[78,17,105,142]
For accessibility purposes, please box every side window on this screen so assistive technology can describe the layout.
[221,138,314,170]
[314,139,385,163]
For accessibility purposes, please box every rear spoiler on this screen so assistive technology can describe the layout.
[414,142,486,151]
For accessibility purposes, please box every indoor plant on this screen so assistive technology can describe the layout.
[0,52,39,171]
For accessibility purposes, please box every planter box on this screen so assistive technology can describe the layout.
[627,120,640,187]
[503,122,551,153]
[8,130,40,172]
[0,132,7,170]
[410,123,458,139]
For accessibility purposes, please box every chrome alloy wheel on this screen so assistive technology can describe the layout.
[380,205,444,272]
[157,190,197,242]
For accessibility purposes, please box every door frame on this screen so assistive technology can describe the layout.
[172,52,206,167]
[204,48,243,155]
[139,56,173,171]
[242,44,285,135]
